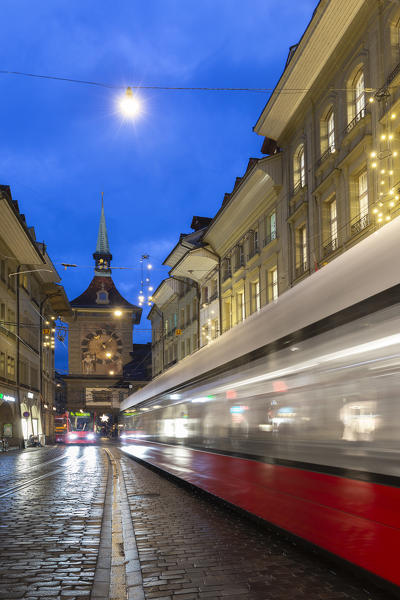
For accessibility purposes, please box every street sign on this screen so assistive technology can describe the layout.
[42,328,51,335]
[175,329,183,335]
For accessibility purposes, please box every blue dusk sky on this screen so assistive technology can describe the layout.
[0,0,317,370]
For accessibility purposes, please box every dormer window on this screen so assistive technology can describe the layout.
[96,290,109,304]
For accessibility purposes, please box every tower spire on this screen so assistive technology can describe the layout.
[93,192,112,276]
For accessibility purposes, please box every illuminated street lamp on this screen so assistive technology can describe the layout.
[118,87,141,118]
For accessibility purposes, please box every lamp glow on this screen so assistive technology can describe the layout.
[119,87,141,118]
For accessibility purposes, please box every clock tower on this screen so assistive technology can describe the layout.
[64,197,142,420]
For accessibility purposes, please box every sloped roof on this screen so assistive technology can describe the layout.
[70,275,142,323]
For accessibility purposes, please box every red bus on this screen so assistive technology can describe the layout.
[55,411,96,444]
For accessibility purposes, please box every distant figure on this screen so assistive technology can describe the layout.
[82,353,96,374]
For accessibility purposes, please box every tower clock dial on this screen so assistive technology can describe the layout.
[81,328,123,374]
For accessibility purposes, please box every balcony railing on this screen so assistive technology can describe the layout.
[344,107,366,135]
[316,146,335,167]
[387,60,400,86]
[248,245,259,261]
[209,292,218,302]
[292,181,305,196]
[263,231,277,247]
[351,213,370,236]
[234,257,245,271]
[222,269,232,282]
[295,261,308,279]
[289,195,307,217]
[323,237,338,257]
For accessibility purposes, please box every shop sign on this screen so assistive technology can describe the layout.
[69,411,90,417]
[0,393,16,403]
[27,392,34,399]
[3,424,12,437]
[23,411,30,418]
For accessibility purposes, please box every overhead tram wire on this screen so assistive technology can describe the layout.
[0,69,385,95]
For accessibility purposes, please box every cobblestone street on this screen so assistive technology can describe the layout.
[0,445,393,600]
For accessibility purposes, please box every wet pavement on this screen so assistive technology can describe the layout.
[0,444,393,600]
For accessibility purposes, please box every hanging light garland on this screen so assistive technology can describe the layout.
[369,106,400,225]
[138,254,154,308]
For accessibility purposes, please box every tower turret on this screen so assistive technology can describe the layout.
[93,193,112,276]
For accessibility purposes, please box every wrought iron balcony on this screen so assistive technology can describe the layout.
[263,231,277,247]
[248,245,259,261]
[387,60,400,86]
[344,107,366,135]
[295,261,308,279]
[323,237,338,257]
[351,213,370,236]
[317,146,335,167]
[222,269,232,282]
[209,292,218,302]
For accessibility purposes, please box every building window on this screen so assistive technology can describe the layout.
[202,287,209,304]
[296,226,308,277]
[294,146,306,190]
[0,303,5,327]
[96,290,109,304]
[193,333,198,350]
[179,308,185,328]
[210,279,217,300]
[268,267,278,302]
[264,211,277,246]
[222,258,231,282]
[186,338,191,355]
[7,356,15,379]
[181,340,185,358]
[0,260,5,282]
[327,110,335,152]
[355,71,365,116]
[351,171,369,235]
[250,281,261,313]
[358,171,368,217]
[236,291,245,323]
[222,297,232,332]
[0,352,5,377]
[234,245,244,271]
[248,230,259,259]
[330,199,338,242]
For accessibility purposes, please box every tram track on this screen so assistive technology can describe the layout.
[0,450,86,498]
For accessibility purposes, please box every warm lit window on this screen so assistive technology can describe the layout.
[327,111,335,151]
[250,281,261,313]
[298,147,306,187]
[222,297,232,332]
[355,71,365,116]
[236,291,245,323]
[268,267,278,302]
[358,171,368,217]
[330,199,338,242]
[296,226,308,274]
[234,245,244,271]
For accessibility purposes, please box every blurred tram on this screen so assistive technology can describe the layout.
[120,217,400,591]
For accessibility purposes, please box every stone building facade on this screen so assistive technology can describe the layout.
[0,185,70,446]
[148,0,400,378]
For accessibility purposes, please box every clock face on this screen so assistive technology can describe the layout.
[81,328,123,375]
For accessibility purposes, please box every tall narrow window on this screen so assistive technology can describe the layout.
[327,110,335,151]
[296,226,308,275]
[299,147,306,187]
[236,291,245,323]
[358,171,368,217]
[355,71,365,116]
[250,281,261,313]
[329,199,338,245]
[268,267,278,302]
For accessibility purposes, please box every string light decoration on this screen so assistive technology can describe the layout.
[138,254,154,308]
[369,103,400,225]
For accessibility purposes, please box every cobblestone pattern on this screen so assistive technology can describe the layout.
[0,446,67,494]
[0,446,107,600]
[119,451,390,600]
